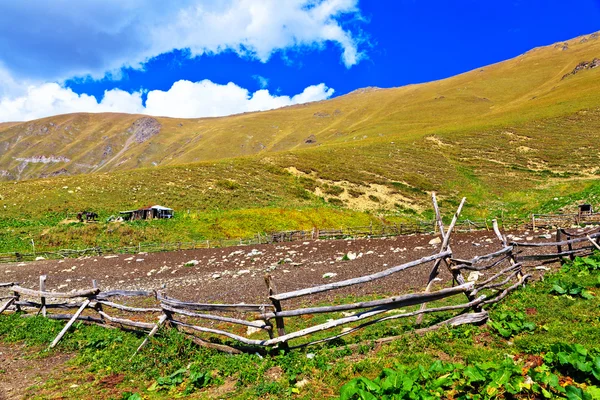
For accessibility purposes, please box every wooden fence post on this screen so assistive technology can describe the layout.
[39,275,47,317]
[265,275,287,347]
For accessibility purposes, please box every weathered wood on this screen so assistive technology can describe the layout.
[12,286,99,299]
[50,299,91,348]
[472,270,520,295]
[96,289,155,299]
[157,293,273,313]
[0,297,15,314]
[517,248,592,262]
[170,320,264,346]
[587,235,600,251]
[481,274,532,306]
[97,311,156,329]
[271,250,452,302]
[132,314,168,358]
[0,282,17,288]
[98,300,162,313]
[510,232,600,248]
[262,282,474,320]
[15,300,88,309]
[451,254,511,272]
[186,334,243,354]
[417,195,465,324]
[451,246,513,266]
[264,274,286,339]
[39,275,47,317]
[473,264,522,291]
[288,298,486,348]
[161,304,270,329]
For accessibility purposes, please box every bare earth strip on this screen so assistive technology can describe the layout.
[1,230,561,306]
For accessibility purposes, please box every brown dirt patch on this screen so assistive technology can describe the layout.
[0,343,73,400]
[99,373,125,388]
[264,366,283,382]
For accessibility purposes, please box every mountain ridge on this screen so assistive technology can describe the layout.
[1,30,600,181]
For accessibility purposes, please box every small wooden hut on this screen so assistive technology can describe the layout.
[120,205,174,221]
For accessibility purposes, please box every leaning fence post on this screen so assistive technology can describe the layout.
[50,299,91,348]
[39,275,47,317]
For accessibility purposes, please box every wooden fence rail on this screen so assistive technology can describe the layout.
[1,197,598,355]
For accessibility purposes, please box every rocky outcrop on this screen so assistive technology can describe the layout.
[128,117,161,144]
[562,58,600,79]
[15,155,70,163]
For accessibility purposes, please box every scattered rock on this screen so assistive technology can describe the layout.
[35,256,45,261]
[322,272,337,279]
[428,237,442,245]
[185,260,199,267]
[247,322,266,336]
[128,117,161,144]
[467,271,483,282]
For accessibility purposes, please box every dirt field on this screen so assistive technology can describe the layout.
[0,228,564,306]
[0,227,585,399]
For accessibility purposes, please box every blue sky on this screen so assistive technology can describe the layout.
[0,0,599,122]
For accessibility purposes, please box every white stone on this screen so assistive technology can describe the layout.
[428,237,442,245]
[35,256,45,261]
[467,271,482,282]
[185,260,199,266]
[238,269,251,275]
[322,272,337,279]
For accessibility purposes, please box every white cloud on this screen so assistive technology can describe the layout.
[0,80,334,122]
[0,0,365,85]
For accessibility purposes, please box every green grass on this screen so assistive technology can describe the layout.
[1,254,599,398]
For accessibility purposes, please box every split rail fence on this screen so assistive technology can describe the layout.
[1,196,599,355]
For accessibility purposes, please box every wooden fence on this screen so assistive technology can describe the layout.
[531,212,600,229]
[1,197,598,354]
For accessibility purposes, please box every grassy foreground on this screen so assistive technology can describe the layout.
[1,254,599,399]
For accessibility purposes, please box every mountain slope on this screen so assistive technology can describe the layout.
[1,32,599,181]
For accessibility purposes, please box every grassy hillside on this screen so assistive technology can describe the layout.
[1,31,599,181]
[1,32,600,252]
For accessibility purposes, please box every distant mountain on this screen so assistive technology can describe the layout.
[1,31,599,182]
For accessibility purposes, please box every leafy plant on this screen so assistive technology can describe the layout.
[488,311,536,338]
[339,357,597,400]
[550,280,595,300]
[544,344,600,384]
[147,364,212,395]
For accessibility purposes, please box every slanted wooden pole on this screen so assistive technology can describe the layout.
[131,314,168,359]
[587,235,600,251]
[492,219,521,281]
[416,194,465,324]
[50,299,90,348]
[0,297,15,314]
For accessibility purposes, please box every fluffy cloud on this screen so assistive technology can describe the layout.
[0,0,365,84]
[0,80,334,122]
